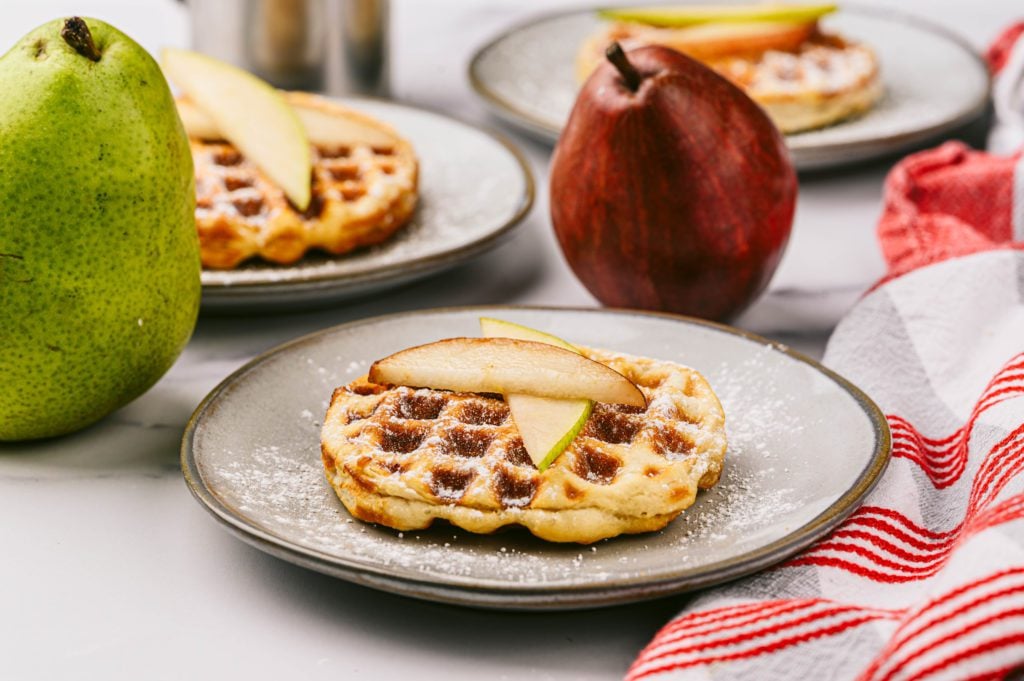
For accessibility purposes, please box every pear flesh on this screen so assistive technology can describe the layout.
[653,21,817,60]
[295,101,398,149]
[599,3,837,27]
[368,338,646,408]
[175,97,399,150]
[161,48,312,210]
[0,17,200,440]
[479,318,594,472]
[174,97,220,140]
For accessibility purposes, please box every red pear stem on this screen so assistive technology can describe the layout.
[61,17,101,62]
[605,42,642,92]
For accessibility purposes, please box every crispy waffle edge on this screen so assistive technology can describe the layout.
[191,92,419,269]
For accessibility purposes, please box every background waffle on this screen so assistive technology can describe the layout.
[575,24,882,134]
[321,347,727,544]
[188,92,418,269]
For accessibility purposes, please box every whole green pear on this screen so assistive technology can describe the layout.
[0,17,200,440]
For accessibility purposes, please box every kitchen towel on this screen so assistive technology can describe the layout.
[627,26,1024,681]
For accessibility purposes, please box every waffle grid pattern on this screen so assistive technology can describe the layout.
[321,347,727,543]
[192,93,418,269]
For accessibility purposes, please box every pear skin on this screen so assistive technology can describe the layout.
[598,4,837,27]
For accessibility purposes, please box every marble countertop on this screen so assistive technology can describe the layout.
[0,1,1010,679]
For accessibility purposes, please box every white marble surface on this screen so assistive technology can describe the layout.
[0,1,1012,679]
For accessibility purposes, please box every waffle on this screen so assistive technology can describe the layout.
[186,92,418,269]
[576,24,882,134]
[320,347,727,544]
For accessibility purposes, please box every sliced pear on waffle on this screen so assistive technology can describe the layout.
[598,3,837,27]
[176,96,399,149]
[480,318,594,471]
[368,337,646,408]
[162,48,312,210]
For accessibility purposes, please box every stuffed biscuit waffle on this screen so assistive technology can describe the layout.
[184,92,418,269]
[321,346,727,544]
[576,10,882,134]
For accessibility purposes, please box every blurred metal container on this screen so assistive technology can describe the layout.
[184,0,389,96]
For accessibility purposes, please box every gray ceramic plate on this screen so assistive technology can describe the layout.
[468,6,990,171]
[199,100,534,311]
[182,306,890,610]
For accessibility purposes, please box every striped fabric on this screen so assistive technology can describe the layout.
[628,26,1024,681]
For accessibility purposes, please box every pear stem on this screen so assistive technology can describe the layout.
[605,42,642,92]
[61,17,101,62]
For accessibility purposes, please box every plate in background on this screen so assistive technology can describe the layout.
[468,6,990,170]
[182,306,890,610]
[199,100,534,311]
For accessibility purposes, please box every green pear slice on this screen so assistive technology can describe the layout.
[480,318,593,471]
[598,3,837,27]
[368,338,646,408]
[176,96,397,149]
[504,395,593,471]
[161,48,312,210]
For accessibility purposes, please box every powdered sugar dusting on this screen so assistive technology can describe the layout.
[211,440,616,583]
[200,343,812,587]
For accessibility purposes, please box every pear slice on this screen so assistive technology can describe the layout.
[368,338,646,408]
[479,317,578,352]
[598,3,837,27]
[174,97,221,140]
[294,101,398,149]
[480,318,593,471]
[504,396,593,471]
[658,21,817,59]
[175,96,398,149]
[161,48,312,210]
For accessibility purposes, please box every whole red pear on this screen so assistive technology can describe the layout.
[550,44,797,321]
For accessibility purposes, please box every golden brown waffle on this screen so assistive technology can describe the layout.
[576,24,882,134]
[320,347,727,544]
[188,92,418,269]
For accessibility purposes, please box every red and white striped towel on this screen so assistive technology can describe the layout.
[628,26,1024,681]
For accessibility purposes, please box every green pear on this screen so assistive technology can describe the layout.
[0,17,200,440]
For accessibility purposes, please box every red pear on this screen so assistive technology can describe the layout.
[550,43,797,321]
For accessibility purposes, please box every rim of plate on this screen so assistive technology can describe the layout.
[467,4,991,156]
[181,305,891,607]
[199,97,536,291]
